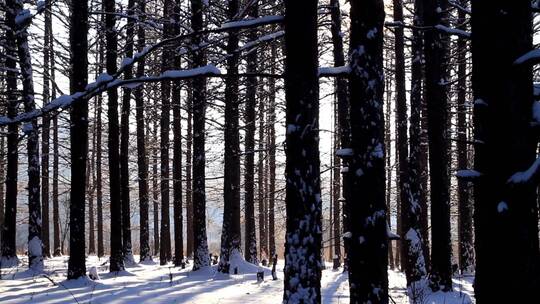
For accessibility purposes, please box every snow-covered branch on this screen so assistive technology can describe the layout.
[318,65,351,77]
[434,24,470,39]
[507,157,540,184]
[514,49,540,65]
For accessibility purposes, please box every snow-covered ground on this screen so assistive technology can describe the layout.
[0,256,474,303]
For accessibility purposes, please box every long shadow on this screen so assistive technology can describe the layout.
[322,271,349,304]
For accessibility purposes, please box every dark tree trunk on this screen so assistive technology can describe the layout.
[120,0,136,265]
[105,0,124,272]
[135,0,151,263]
[88,103,96,255]
[0,0,19,264]
[52,74,61,257]
[282,0,322,301]
[172,0,183,268]
[423,0,453,291]
[96,78,104,259]
[243,0,258,265]
[329,0,345,269]
[347,0,388,302]
[412,0,430,271]
[258,98,267,262]
[267,44,277,261]
[159,0,173,265]
[455,0,474,275]
[186,85,194,259]
[384,70,394,270]
[218,0,242,274]
[471,1,540,302]
[191,0,210,270]
[152,119,160,256]
[41,0,52,258]
[9,0,43,271]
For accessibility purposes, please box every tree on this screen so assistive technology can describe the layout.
[160,0,173,265]
[191,0,210,271]
[67,0,89,278]
[0,0,20,266]
[120,0,136,265]
[135,0,151,263]
[346,0,388,302]
[455,0,474,275]
[471,1,540,302]
[105,0,124,273]
[218,0,242,274]
[422,0,452,291]
[243,0,259,266]
[282,0,322,301]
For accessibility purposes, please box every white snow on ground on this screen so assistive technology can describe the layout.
[0,256,474,303]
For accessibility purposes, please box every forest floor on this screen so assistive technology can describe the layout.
[0,255,474,303]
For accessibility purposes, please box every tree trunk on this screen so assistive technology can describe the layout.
[471,1,540,302]
[120,0,136,265]
[282,0,322,301]
[172,0,183,268]
[218,0,242,274]
[455,0,474,275]
[0,0,19,265]
[159,0,173,266]
[8,0,43,271]
[152,119,160,256]
[267,44,277,261]
[191,0,210,271]
[423,0,452,291]
[105,0,124,272]
[347,0,388,302]
[41,0,52,258]
[243,0,259,265]
[186,85,194,259]
[258,97,267,262]
[135,0,151,263]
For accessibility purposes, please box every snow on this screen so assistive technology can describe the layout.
[497,201,509,213]
[434,24,471,38]
[15,9,32,26]
[0,256,474,303]
[28,236,43,258]
[514,49,540,65]
[220,15,284,30]
[318,65,351,76]
[532,101,540,123]
[239,31,285,52]
[335,148,353,157]
[456,170,481,179]
[507,156,540,184]
[161,65,221,78]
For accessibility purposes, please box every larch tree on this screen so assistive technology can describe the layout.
[346,0,389,302]
[191,0,210,271]
[471,0,540,302]
[105,0,125,273]
[282,0,322,302]
[218,0,242,274]
[422,0,452,291]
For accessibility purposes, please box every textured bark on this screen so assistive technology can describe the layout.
[329,0,345,269]
[471,1,540,302]
[267,44,277,261]
[105,0,124,272]
[9,0,43,271]
[41,0,52,258]
[120,0,135,265]
[0,0,19,264]
[88,104,96,255]
[257,97,267,261]
[96,74,104,258]
[172,0,183,268]
[218,0,242,274]
[186,86,194,259]
[243,0,258,265]
[347,0,388,302]
[191,0,210,270]
[455,0,474,275]
[282,0,322,302]
[159,0,173,265]
[152,119,160,256]
[135,0,151,263]
[423,0,452,291]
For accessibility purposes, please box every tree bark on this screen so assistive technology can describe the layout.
[186,85,194,259]
[135,0,151,263]
[471,1,540,302]
[191,0,210,270]
[423,0,452,291]
[347,0,388,302]
[243,0,259,265]
[282,0,322,301]
[105,0,124,272]
[218,0,242,274]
